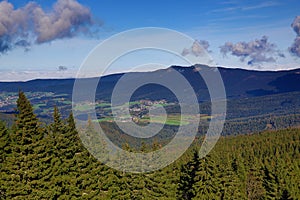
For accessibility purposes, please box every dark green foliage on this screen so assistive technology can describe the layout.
[15,91,42,142]
[280,189,293,200]
[0,121,10,164]
[246,168,265,200]
[177,150,199,200]
[1,91,45,198]
[1,92,300,199]
[263,165,280,199]
[193,156,219,199]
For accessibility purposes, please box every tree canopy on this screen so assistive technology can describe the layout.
[0,92,299,199]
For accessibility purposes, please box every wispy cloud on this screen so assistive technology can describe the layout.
[208,15,267,23]
[242,1,280,10]
[0,70,77,82]
[219,1,238,5]
[210,1,280,13]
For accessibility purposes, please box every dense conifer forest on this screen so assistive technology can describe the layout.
[1,92,299,199]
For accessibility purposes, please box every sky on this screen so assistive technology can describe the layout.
[0,0,300,81]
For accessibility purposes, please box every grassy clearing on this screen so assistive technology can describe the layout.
[94,114,212,125]
[97,102,111,107]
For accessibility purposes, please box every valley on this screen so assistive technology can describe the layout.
[1,66,300,135]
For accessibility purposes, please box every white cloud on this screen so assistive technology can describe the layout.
[0,70,77,82]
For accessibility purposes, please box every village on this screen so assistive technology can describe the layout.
[112,99,169,123]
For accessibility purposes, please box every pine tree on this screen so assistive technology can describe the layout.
[245,168,265,200]
[51,106,64,134]
[147,168,177,199]
[3,91,46,198]
[48,107,76,197]
[14,91,42,144]
[0,121,10,198]
[216,164,244,199]
[65,111,85,154]
[193,155,219,199]
[0,121,10,164]
[263,165,280,200]
[67,111,76,132]
[1,95,299,200]
[177,149,199,200]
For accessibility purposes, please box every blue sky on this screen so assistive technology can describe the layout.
[0,0,300,80]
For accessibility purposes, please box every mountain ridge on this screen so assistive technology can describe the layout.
[1,64,300,83]
[1,65,300,101]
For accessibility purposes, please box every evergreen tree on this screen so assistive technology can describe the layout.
[245,168,265,199]
[263,165,280,200]
[0,121,10,198]
[0,121,10,165]
[14,91,42,144]
[193,155,219,199]
[3,91,45,198]
[177,149,199,200]
[65,111,85,154]
[48,106,77,197]
[216,164,244,199]
[51,106,64,134]
[67,111,76,131]
[0,94,300,200]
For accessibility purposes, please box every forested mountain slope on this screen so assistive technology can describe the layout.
[0,92,299,199]
[1,65,300,101]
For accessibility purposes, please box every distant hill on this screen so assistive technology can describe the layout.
[1,65,300,102]
[1,65,300,135]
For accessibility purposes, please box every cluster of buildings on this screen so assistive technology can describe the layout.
[113,99,168,122]
[0,94,17,111]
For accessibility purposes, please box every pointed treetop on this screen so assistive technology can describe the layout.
[15,91,41,144]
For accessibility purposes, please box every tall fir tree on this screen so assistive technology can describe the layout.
[193,155,219,199]
[0,121,10,165]
[0,94,299,200]
[51,106,64,134]
[263,164,281,200]
[177,149,200,200]
[14,91,42,144]
[48,106,74,197]
[3,91,46,198]
[0,121,10,198]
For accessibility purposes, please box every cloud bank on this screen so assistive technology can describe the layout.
[220,36,284,66]
[289,16,300,57]
[0,70,77,82]
[0,0,98,54]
